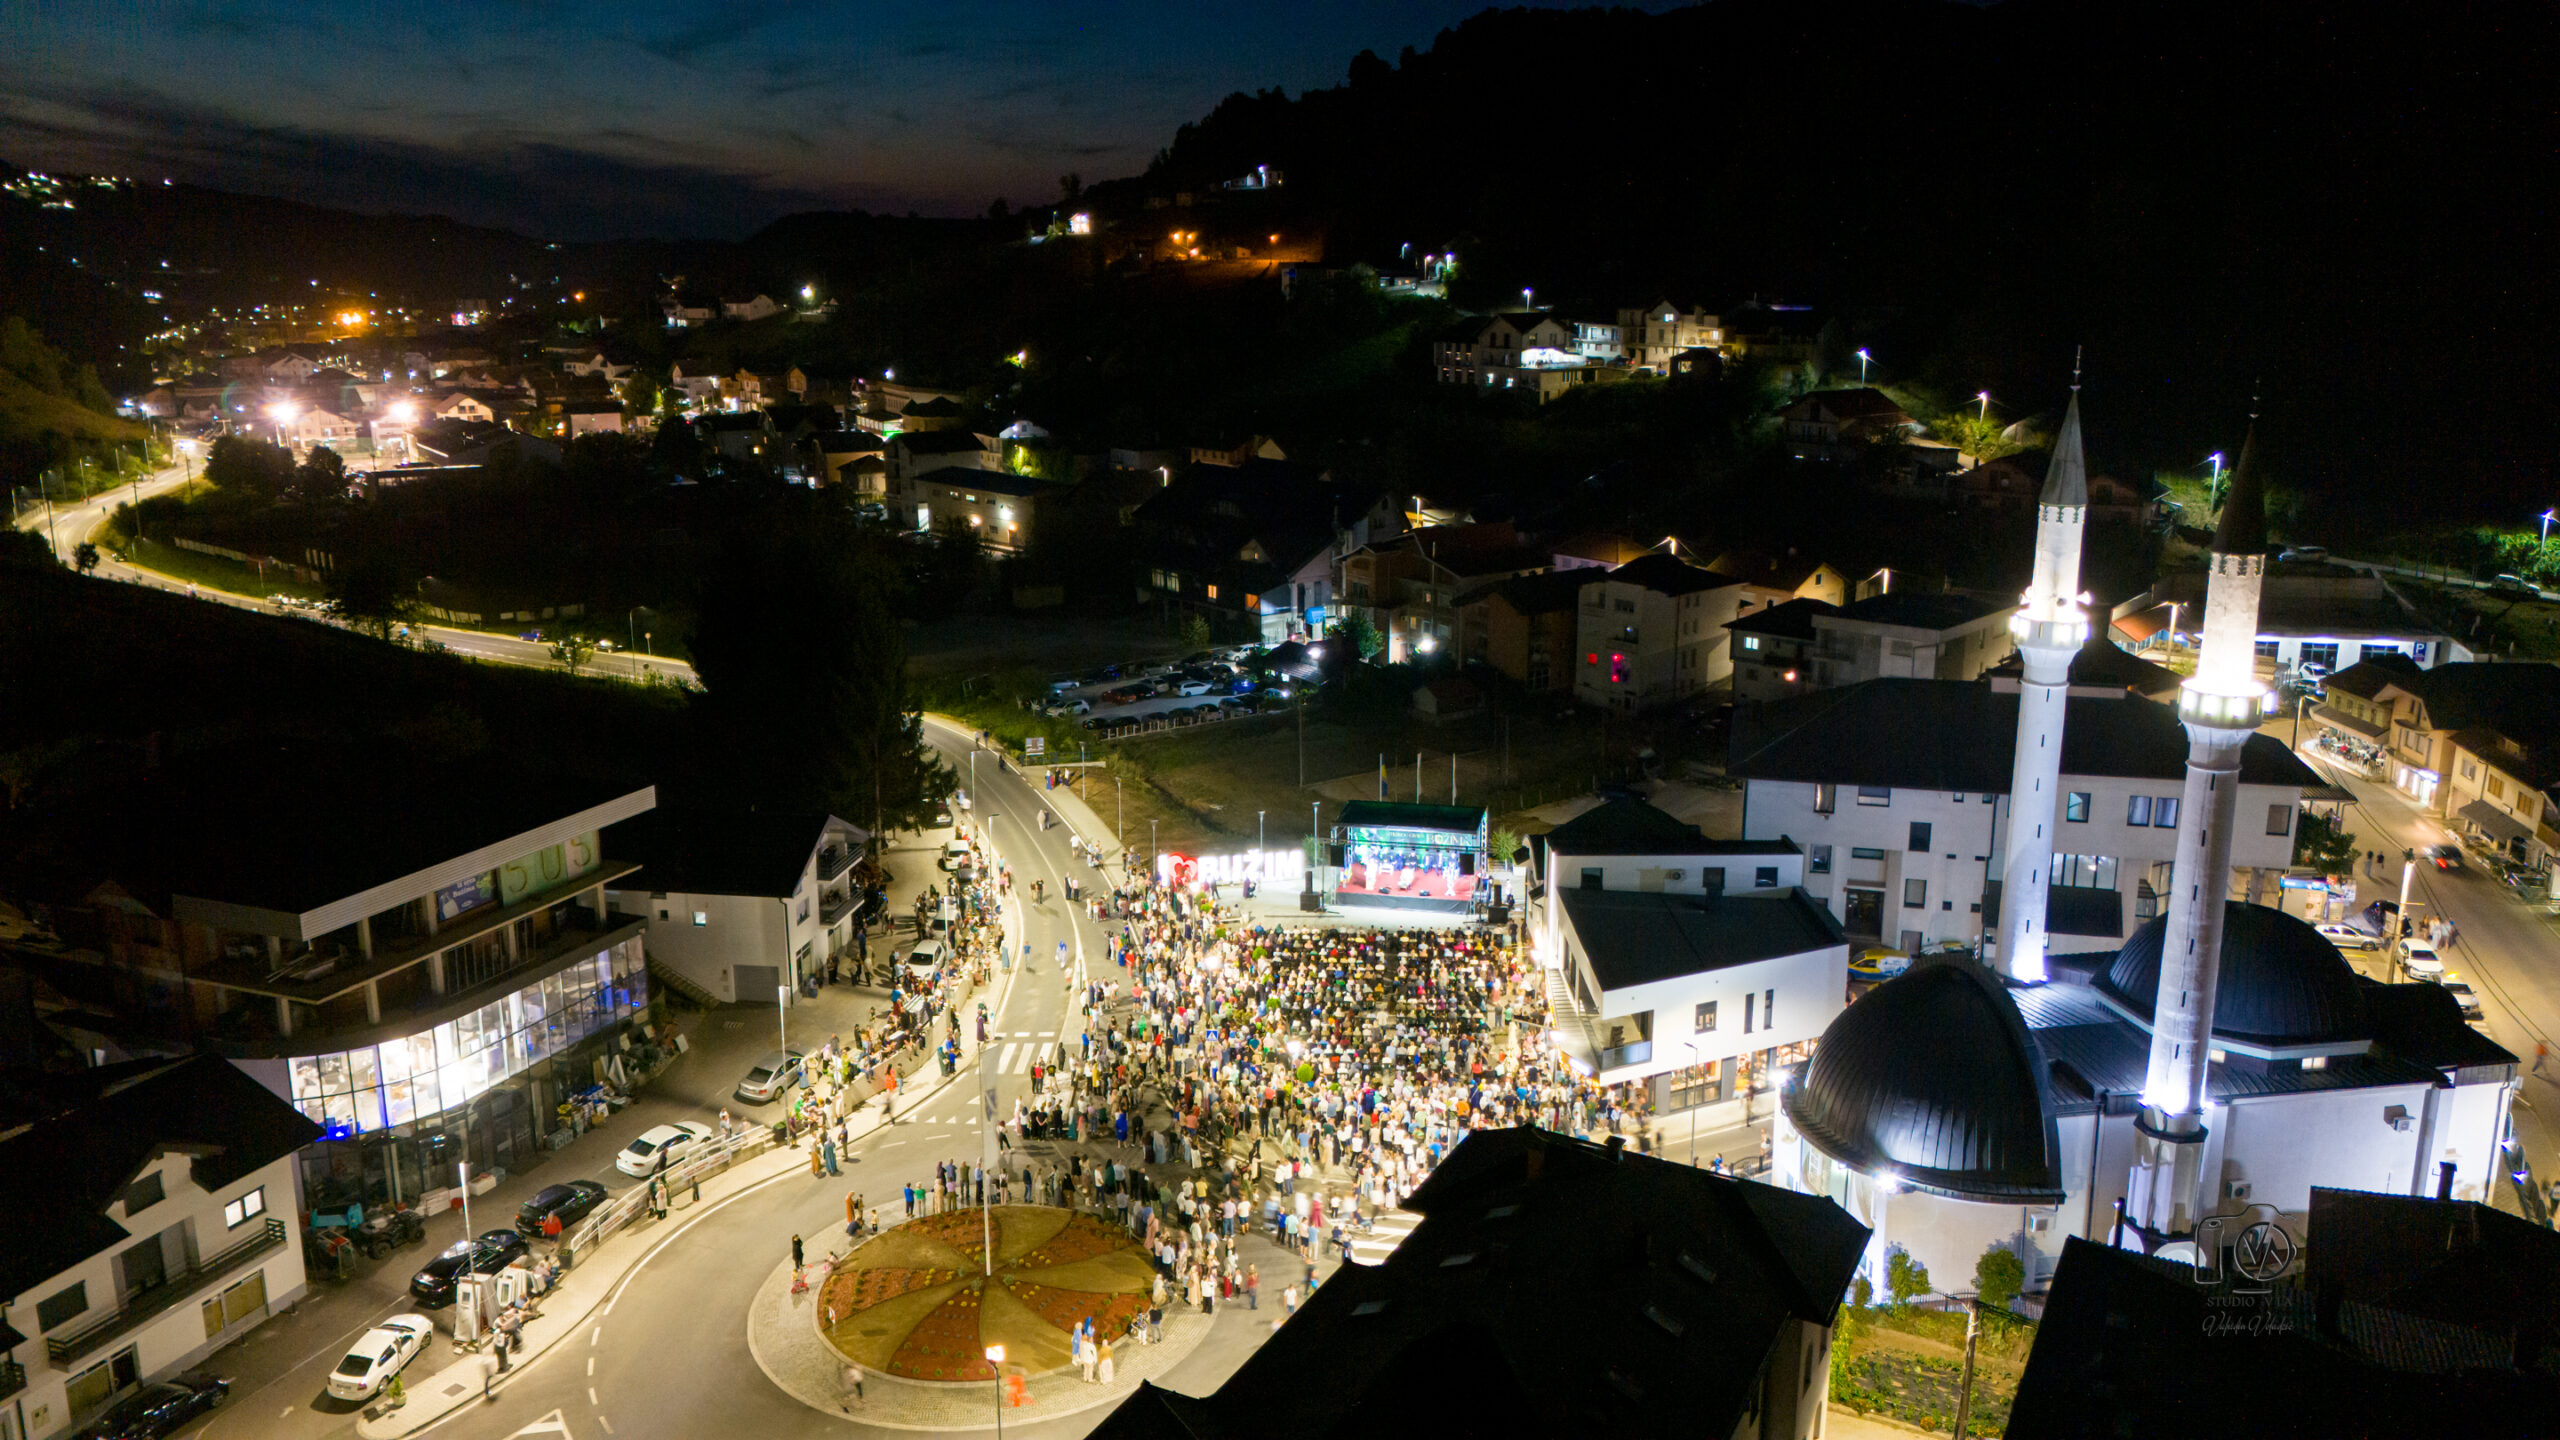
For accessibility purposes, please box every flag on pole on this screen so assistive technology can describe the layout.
[1378,754,1386,799]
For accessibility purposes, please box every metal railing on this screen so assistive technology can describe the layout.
[565,1128,775,1258]
[0,1357,23,1402]
[46,1218,286,1365]
[818,846,855,881]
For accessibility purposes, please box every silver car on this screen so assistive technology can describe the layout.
[735,1048,806,1105]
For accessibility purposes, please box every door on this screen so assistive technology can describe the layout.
[735,965,781,1007]
[1843,888,1885,939]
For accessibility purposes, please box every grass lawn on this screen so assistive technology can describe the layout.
[2422,584,2560,662]
[118,536,325,603]
[1828,1305,2033,1437]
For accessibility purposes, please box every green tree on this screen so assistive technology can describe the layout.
[1331,611,1384,661]
[1932,412,2029,465]
[1885,1248,1931,1310]
[550,634,598,675]
[1179,611,1213,652]
[2295,809,2360,875]
[621,374,659,417]
[72,541,98,574]
[293,445,349,503]
[325,551,418,641]
[205,436,297,502]
[1973,1246,2025,1312]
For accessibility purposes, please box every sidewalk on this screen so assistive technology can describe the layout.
[355,844,1030,1439]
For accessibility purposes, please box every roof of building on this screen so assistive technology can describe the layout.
[813,430,886,455]
[1726,595,1841,640]
[1820,589,2008,632]
[0,1054,321,1299]
[1462,568,1590,618]
[1597,551,1744,598]
[1561,887,1841,990]
[902,395,964,418]
[2040,390,2090,508]
[893,429,993,456]
[1548,532,1655,567]
[1984,635,2184,698]
[1539,797,1713,855]
[603,810,860,900]
[1783,957,2065,1203]
[2385,662,2560,745]
[2323,651,2425,699]
[1729,678,2324,792]
[1088,1127,1869,1440]
[1332,801,1485,836]
[2095,904,2370,1048]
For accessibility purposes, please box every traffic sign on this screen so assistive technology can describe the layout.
[1025,736,1046,756]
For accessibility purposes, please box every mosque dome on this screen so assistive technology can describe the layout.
[1783,959,2063,1203]
[2094,902,2366,1049]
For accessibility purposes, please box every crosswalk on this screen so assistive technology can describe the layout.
[986,1040,1062,1074]
[1345,1209,1424,1266]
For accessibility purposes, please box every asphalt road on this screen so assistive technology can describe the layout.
[12,466,696,686]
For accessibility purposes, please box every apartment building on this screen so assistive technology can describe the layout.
[1613,301,1722,373]
[1571,554,1762,711]
[604,810,872,1003]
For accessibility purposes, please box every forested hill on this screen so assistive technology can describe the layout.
[1139,0,2559,517]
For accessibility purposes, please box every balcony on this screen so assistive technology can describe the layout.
[1600,1039,1654,1070]
[0,1357,22,1402]
[819,888,854,926]
[817,845,855,882]
[46,1218,286,1367]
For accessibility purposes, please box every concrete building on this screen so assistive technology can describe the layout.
[1339,523,1548,664]
[1571,554,1760,712]
[1780,388,1915,464]
[1530,800,1847,1110]
[1614,300,1723,373]
[1805,590,2019,688]
[0,1056,318,1440]
[604,811,871,1005]
[1731,678,2317,953]
[2125,566,2467,677]
[1455,569,1586,693]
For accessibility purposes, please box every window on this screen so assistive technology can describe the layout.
[2128,795,2153,826]
[2460,758,2478,780]
[2255,639,2281,659]
[797,899,809,923]
[1813,783,1836,814]
[1856,786,1892,806]
[1744,993,1755,1034]
[2267,804,2293,836]
[224,1186,267,1229]
[1904,879,1927,908]
[2065,792,2091,823]
[2153,797,2180,828]
[1580,867,1603,891]
[123,1170,164,1214]
[1694,1001,1717,1033]
[1908,822,1932,852]
[1764,988,1774,1028]
[1850,847,1888,861]
[1742,635,1762,651]
[2300,642,2339,669]
[2490,776,2507,800]
[37,1281,87,1331]
[1755,866,1779,888]
[1809,845,1833,874]
[2301,1055,2329,1071]
[2056,854,2119,889]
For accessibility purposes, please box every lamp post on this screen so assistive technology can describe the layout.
[1855,349,1871,384]
[2542,509,2556,550]
[1976,390,1990,421]
[778,983,789,1052]
[985,1345,1006,1436]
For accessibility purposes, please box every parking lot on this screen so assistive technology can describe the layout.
[1034,648,1304,737]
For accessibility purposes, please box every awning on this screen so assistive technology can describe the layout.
[2310,704,2385,740]
[2458,799,2533,846]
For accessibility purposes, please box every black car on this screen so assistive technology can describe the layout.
[514,1179,607,1235]
[408,1229,529,1306]
[77,1375,228,1439]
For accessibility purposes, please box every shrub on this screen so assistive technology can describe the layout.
[1974,1246,2026,1313]
[1885,1247,1931,1309]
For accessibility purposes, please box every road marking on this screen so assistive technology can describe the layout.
[590,1326,601,1346]
[506,1411,573,1437]
[598,1417,615,1434]
[590,1387,599,1405]
[281,1407,295,1417]
[587,1356,594,1376]
[998,1043,1019,1072]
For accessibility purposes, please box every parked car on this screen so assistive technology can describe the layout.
[614,1122,716,1179]
[326,1315,432,1401]
[905,938,948,975]
[2490,573,2538,598]
[1046,675,1081,695]
[2441,977,2484,1021]
[2277,545,2329,563]
[75,1374,229,1439]
[1175,680,1214,696]
[2354,899,2401,935]
[2429,843,2464,871]
[2398,940,2446,981]
[1103,687,1144,705]
[735,1048,807,1104]
[938,840,975,873]
[1848,947,1913,982]
[409,1230,529,1305]
[514,1180,607,1234]
[2314,922,2378,952]
[1043,697,1091,717]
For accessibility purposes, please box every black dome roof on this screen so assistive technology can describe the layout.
[2095,903,2367,1048]
[1783,959,2063,1204]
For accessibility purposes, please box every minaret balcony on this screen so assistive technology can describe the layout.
[2008,612,2088,651]
[2177,683,2274,729]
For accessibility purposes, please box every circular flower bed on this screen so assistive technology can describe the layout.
[816,1207,1155,1381]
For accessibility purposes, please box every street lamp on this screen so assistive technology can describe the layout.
[778,983,789,1052]
[985,1345,1006,1435]
[2542,509,2556,549]
[1855,348,1871,383]
[1975,390,1991,421]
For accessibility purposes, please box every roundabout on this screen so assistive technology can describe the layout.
[818,1207,1154,1381]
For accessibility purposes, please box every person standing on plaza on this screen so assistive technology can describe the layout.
[1098,1339,1115,1386]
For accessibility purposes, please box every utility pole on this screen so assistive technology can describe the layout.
[1951,1295,1984,1439]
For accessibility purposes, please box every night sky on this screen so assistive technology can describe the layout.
[0,1,1541,240]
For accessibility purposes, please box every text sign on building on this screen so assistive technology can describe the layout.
[1156,849,1301,889]
[498,830,601,907]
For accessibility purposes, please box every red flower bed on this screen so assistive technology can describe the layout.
[889,1289,994,1381]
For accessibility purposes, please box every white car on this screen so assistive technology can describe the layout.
[953,789,972,810]
[2441,978,2484,1021]
[615,1120,716,1178]
[2398,941,2445,981]
[327,1314,432,1400]
[1175,680,1213,696]
[905,938,948,975]
[2314,923,2378,952]
[1043,697,1091,717]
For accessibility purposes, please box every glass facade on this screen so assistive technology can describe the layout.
[287,938,646,1140]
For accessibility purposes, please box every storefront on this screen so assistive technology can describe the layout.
[2395,762,2440,809]
[281,938,653,1206]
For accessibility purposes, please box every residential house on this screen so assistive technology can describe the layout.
[278,404,361,455]
[1720,301,1826,367]
[558,400,625,438]
[1431,312,1622,402]
[1802,590,2018,689]
[1948,449,2150,522]
[1568,317,1623,362]
[1132,460,1390,642]
[806,431,888,492]
[667,365,720,408]
[719,294,782,322]
[602,811,869,1003]
[0,1056,318,1440]
[1548,532,1655,572]
[1731,677,2319,951]
[887,430,1003,519]
[907,470,1046,551]
[558,350,635,383]
[715,370,765,412]
[1339,522,1548,663]
[2443,728,2560,875]
[2322,658,2560,824]
[1529,798,1847,1106]
[429,391,497,424]
[1186,435,1287,468]
[1727,597,1840,704]
[661,295,717,327]
[1780,388,1914,464]
[697,411,777,465]
[1707,550,1852,606]
[1456,569,1588,692]
[1571,553,1762,711]
[1981,635,2185,704]
[1613,301,1723,373]
[891,395,967,433]
[408,419,561,467]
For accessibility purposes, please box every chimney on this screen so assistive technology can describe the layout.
[2436,1161,2458,1201]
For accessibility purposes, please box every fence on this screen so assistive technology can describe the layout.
[565,1127,775,1259]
